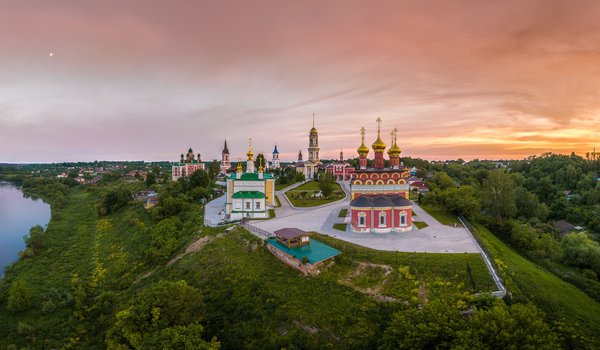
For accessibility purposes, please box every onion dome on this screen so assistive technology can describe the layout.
[357,141,369,156]
[372,132,386,152]
[388,141,401,157]
[273,144,279,154]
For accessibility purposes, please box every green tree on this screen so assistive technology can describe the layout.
[106,280,219,349]
[319,172,335,198]
[430,172,454,191]
[208,160,221,180]
[441,185,480,218]
[98,185,132,215]
[6,279,32,313]
[145,171,157,187]
[24,225,45,254]
[454,303,559,349]
[481,171,516,220]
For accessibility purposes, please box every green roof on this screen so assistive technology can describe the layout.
[232,191,266,199]
[230,172,273,180]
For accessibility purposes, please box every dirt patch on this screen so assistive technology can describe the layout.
[167,236,213,266]
[418,283,429,304]
[341,262,400,302]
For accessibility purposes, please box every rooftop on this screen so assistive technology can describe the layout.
[231,191,266,199]
[229,172,274,180]
[267,238,341,264]
[350,194,413,208]
[274,227,308,240]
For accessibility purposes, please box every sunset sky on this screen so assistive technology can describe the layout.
[1,0,600,163]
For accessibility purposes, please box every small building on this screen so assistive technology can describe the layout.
[554,220,575,236]
[274,228,310,248]
[266,228,341,275]
[410,181,429,194]
[325,149,355,181]
[225,139,276,220]
[172,147,205,181]
[350,194,413,233]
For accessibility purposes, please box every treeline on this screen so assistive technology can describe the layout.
[424,153,600,304]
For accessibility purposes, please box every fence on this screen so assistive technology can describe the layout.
[459,215,507,298]
[240,221,274,240]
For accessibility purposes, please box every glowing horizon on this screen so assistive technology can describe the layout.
[2,0,600,163]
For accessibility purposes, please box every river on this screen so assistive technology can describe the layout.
[0,181,51,277]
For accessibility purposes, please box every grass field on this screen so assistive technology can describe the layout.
[413,221,428,229]
[420,204,461,225]
[333,223,347,231]
[472,223,600,346]
[338,209,348,217]
[285,181,344,207]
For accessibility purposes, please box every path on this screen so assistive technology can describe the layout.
[204,194,226,227]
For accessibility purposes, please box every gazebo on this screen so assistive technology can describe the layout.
[274,228,310,248]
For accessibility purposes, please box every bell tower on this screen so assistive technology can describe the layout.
[221,139,230,175]
[308,113,319,163]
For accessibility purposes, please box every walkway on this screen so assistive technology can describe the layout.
[204,194,226,227]
[253,183,480,253]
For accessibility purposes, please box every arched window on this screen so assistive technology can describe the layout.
[358,212,367,227]
[379,212,386,227]
[376,180,384,185]
[400,212,407,226]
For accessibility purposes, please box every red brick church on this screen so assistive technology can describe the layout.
[349,118,413,233]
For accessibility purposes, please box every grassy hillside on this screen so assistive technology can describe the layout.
[472,223,600,347]
[0,181,500,349]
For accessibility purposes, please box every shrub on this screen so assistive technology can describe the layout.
[7,279,32,313]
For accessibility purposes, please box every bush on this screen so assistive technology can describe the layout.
[98,185,132,215]
[7,279,32,313]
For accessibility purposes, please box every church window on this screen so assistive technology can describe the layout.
[379,212,386,226]
[400,212,407,226]
[256,201,261,209]
[245,202,251,210]
[358,213,366,227]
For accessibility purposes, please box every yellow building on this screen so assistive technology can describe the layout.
[225,139,276,220]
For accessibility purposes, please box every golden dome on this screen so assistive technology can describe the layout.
[372,132,386,152]
[357,142,369,156]
[388,141,401,157]
[247,137,254,160]
[310,126,318,134]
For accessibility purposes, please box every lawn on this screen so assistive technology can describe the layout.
[275,195,281,207]
[333,223,347,231]
[285,181,344,207]
[275,182,295,191]
[420,204,461,225]
[268,209,276,218]
[413,221,428,229]
[338,209,348,217]
[472,223,600,346]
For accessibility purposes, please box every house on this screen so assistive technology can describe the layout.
[553,220,575,236]
[410,181,429,194]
